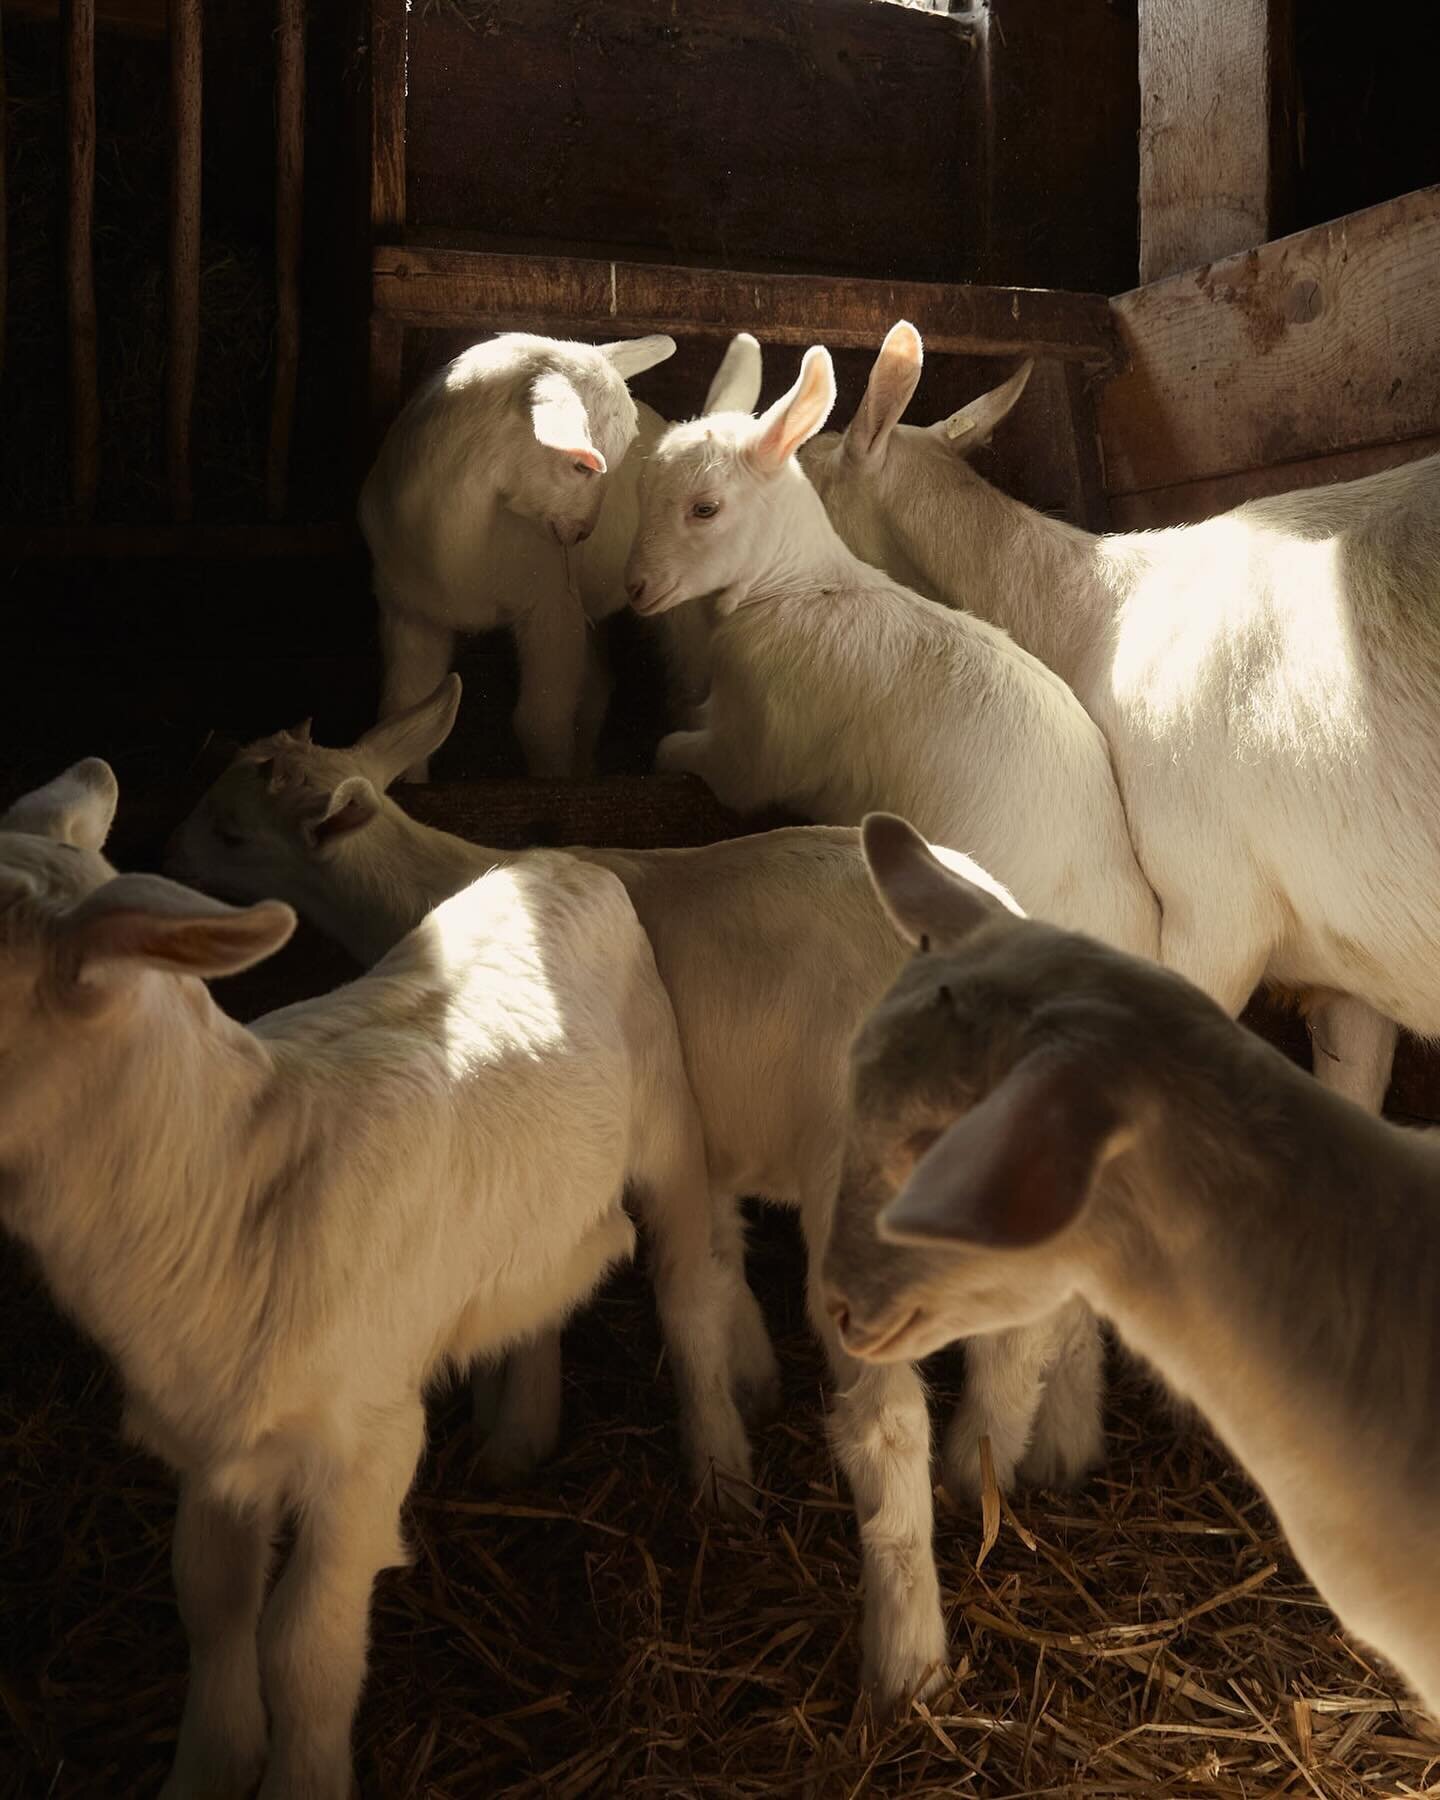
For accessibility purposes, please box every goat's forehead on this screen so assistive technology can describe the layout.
[0,831,114,908]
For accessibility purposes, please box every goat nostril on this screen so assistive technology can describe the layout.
[827,1299,851,1336]
[627,579,647,604]
[575,522,594,543]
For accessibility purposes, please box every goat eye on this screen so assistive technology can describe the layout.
[690,500,720,520]
[572,460,596,477]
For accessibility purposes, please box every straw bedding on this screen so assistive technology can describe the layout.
[2,1186,1434,1798]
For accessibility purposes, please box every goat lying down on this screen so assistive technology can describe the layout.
[0,760,745,1799]
[171,676,1025,1709]
[823,810,1440,1724]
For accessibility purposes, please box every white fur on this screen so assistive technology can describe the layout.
[802,321,1440,1114]
[1,760,748,1800]
[360,330,761,778]
[830,813,1440,1722]
[168,674,1076,1714]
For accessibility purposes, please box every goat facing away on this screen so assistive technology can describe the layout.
[802,322,1440,1118]
[822,810,1440,1724]
[0,759,748,1799]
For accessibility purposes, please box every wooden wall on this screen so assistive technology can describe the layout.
[1100,184,1440,529]
[401,0,1140,295]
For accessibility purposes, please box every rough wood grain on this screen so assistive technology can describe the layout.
[266,0,306,521]
[1100,185,1440,496]
[1138,0,1295,282]
[405,0,984,286]
[372,247,1121,365]
[1110,434,1440,530]
[62,0,99,521]
[166,0,203,522]
[369,0,406,238]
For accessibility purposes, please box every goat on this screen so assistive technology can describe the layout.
[622,341,1161,1510]
[167,675,1024,1709]
[823,808,1440,1724]
[1,759,746,1798]
[360,330,761,778]
[801,320,1440,1116]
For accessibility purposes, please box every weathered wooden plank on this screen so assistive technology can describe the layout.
[369,0,406,238]
[63,0,99,521]
[166,0,203,522]
[1138,0,1295,282]
[1110,434,1440,531]
[266,0,305,521]
[405,0,985,287]
[373,248,1121,366]
[1100,185,1440,496]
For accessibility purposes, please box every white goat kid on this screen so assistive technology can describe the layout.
[167,668,1091,1712]
[361,330,761,779]
[825,811,1440,1723]
[1,760,746,1800]
[623,345,1159,1499]
[801,321,1440,1115]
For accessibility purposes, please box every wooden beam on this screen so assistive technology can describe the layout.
[63,0,100,522]
[166,0,203,522]
[266,0,305,521]
[1100,185,1440,497]
[1138,0,1295,282]
[1110,434,1440,531]
[369,0,406,239]
[372,248,1121,366]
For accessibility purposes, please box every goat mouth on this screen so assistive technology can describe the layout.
[841,1305,926,1361]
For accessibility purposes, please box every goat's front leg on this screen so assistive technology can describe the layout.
[161,1484,277,1800]
[803,1195,947,1712]
[512,593,588,777]
[655,725,770,816]
[1307,993,1397,1114]
[473,1328,564,1484]
[256,1398,425,1800]
[942,1300,1103,1500]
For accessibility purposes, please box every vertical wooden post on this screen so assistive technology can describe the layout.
[267,0,305,520]
[167,0,203,522]
[367,0,408,456]
[1138,0,1295,281]
[63,0,100,521]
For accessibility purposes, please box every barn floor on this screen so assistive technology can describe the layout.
[3,1200,1437,1799]
[3,558,1439,1797]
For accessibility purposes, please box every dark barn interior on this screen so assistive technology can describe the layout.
[2,1,1439,1794]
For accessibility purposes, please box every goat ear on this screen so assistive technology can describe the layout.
[845,321,922,463]
[285,717,313,745]
[530,371,607,473]
[304,776,379,849]
[861,813,1017,948]
[356,675,462,790]
[879,1051,1125,1250]
[597,334,677,381]
[703,332,762,415]
[746,346,837,474]
[58,873,295,982]
[933,360,1033,455]
[1,758,119,852]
